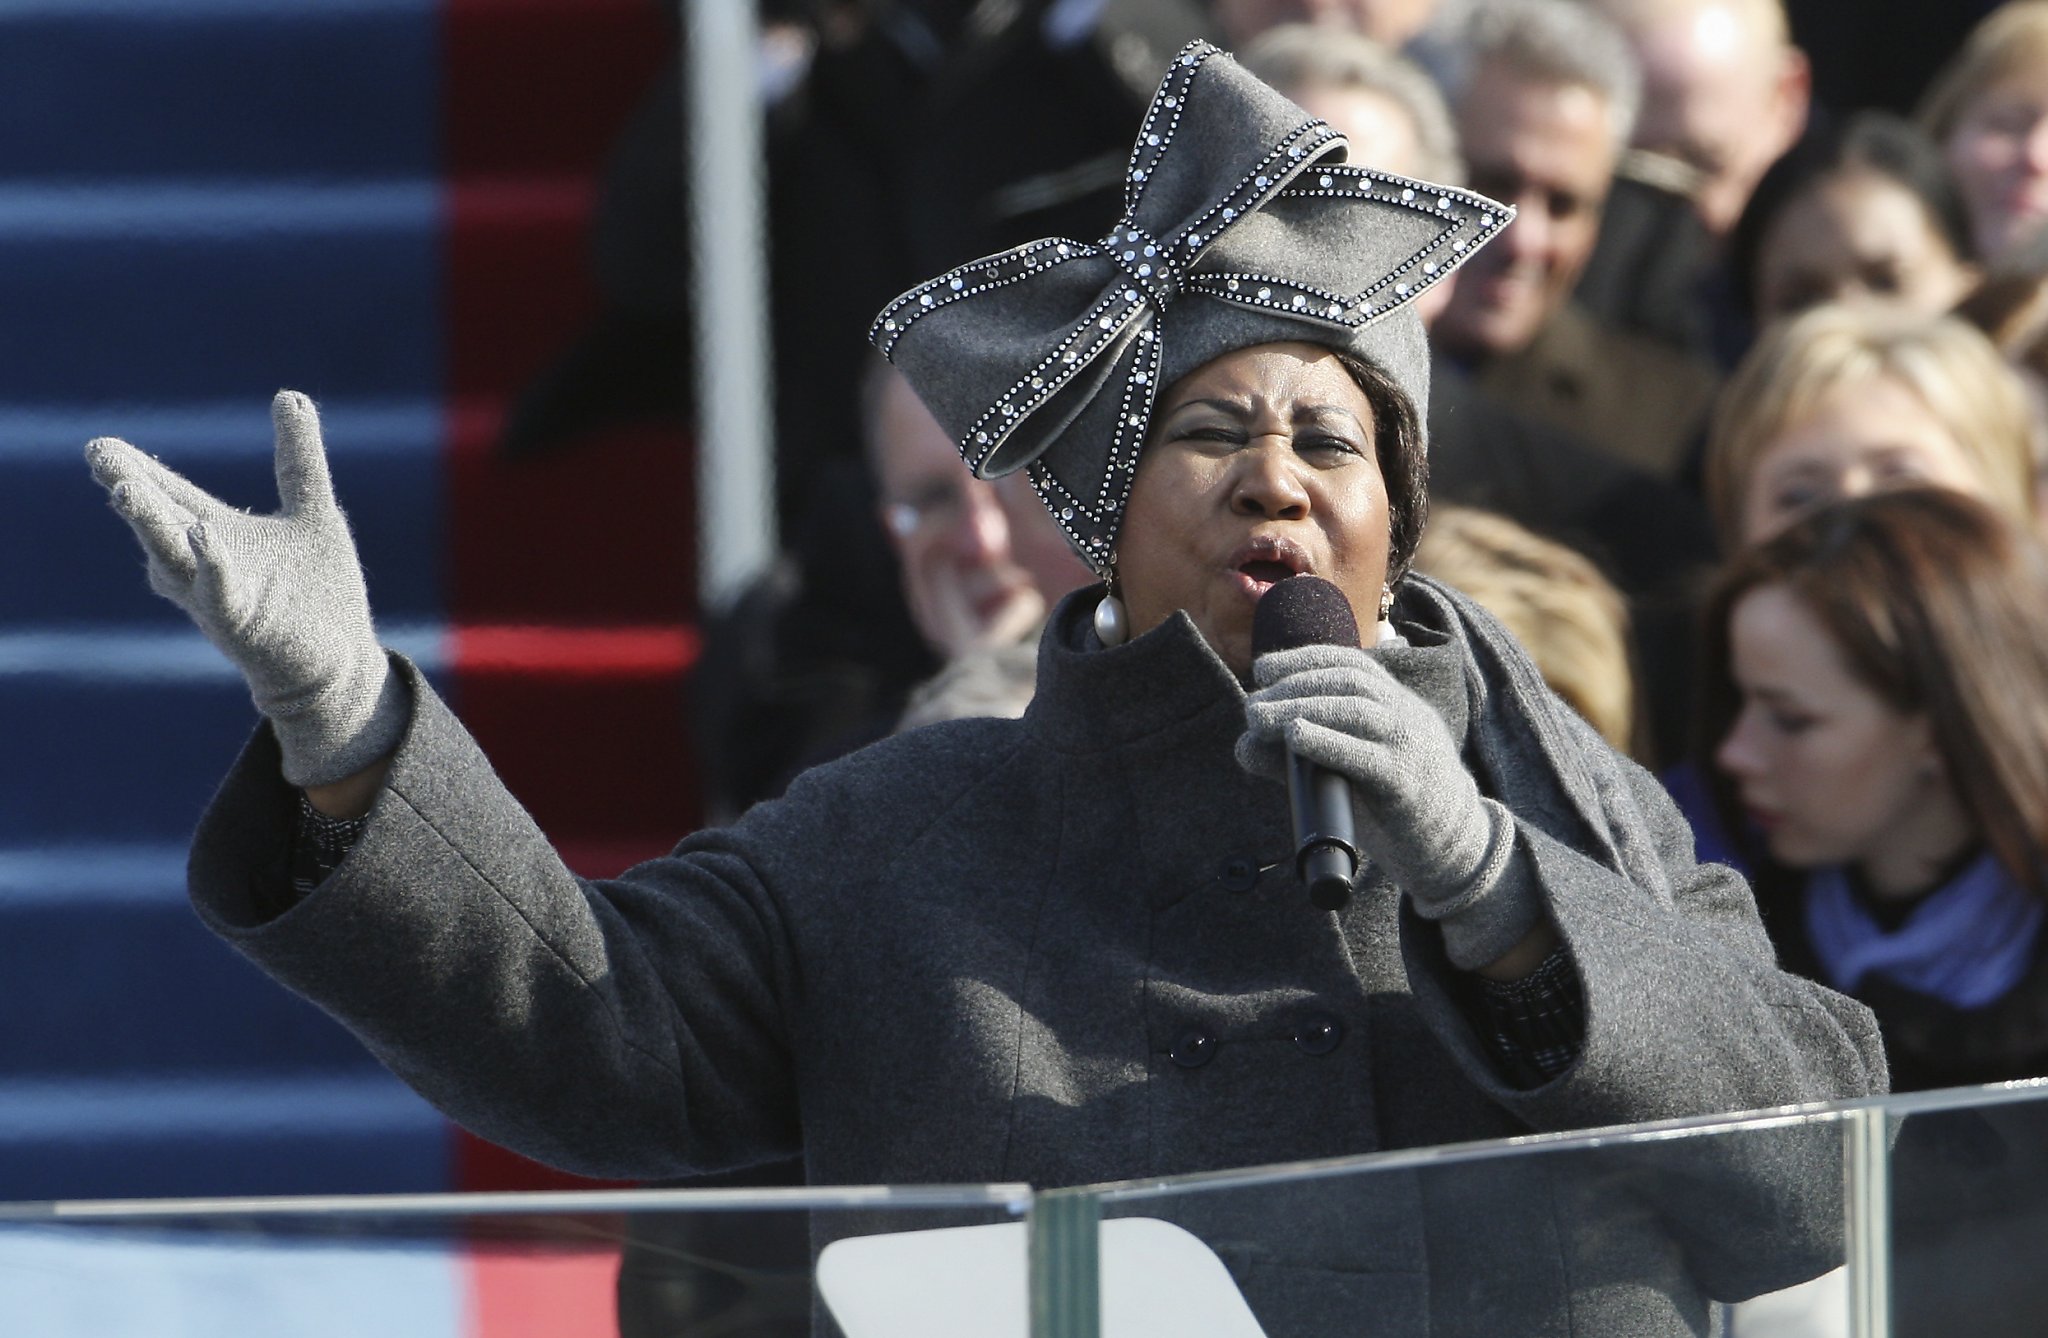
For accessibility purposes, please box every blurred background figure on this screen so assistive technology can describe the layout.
[1727,111,1977,329]
[1212,0,1442,49]
[868,359,1096,729]
[1238,22,1463,179]
[1435,0,1718,481]
[868,359,1092,664]
[1671,306,2038,869]
[1414,506,1638,753]
[1593,0,1811,237]
[1572,0,1809,363]
[1956,231,2048,514]
[1703,306,2039,550]
[1210,0,1480,88]
[694,356,1095,819]
[1238,22,1464,327]
[1701,488,2048,1093]
[1919,1,2048,267]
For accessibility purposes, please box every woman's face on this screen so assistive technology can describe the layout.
[1715,583,1961,893]
[1754,169,1975,323]
[1737,374,1989,546]
[1946,63,2048,261]
[1116,342,1392,678]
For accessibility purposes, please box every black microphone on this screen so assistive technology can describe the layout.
[1252,575,1362,912]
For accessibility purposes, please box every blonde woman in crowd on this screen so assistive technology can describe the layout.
[1919,0,2048,265]
[1703,305,2038,550]
[1414,506,1637,755]
[1954,234,2048,514]
[1670,304,2039,870]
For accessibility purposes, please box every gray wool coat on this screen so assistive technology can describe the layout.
[189,579,1885,1336]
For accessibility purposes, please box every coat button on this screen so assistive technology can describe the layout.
[1293,1013,1344,1056]
[1218,856,1259,893]
[1169,1027,1216,1068]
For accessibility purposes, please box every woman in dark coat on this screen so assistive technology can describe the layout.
[86,42,1883,1337]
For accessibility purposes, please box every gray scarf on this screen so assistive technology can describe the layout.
[1395,573,1677,903]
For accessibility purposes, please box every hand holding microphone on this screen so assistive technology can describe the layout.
[1236,577,1538,969]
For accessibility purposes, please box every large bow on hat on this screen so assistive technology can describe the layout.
[871,40,1512,576]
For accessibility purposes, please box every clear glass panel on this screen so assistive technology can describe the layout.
[15,1082,2048,1337]
[1077,1108,1859,1338]
[1878,1081,2048,1338]
[0,1185,1031,1338]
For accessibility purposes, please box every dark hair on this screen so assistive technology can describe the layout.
[1698,488,2048,894]
[1333,349,1431,586]
[1955,226,2048,386]
[1728,111,1975,321]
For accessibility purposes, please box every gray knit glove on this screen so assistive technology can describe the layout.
[1237,643,1539,968]
[86,390,405,789]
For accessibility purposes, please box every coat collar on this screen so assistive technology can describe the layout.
[1024,584,1472,754]
[1025,589,1246,752]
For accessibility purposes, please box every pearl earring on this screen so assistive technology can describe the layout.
[1093,589,1128,646]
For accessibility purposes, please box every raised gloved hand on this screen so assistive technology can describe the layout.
[1237,642,1538,968]
[86,390,404,789]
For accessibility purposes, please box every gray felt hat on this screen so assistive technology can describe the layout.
[869,40,1512,576]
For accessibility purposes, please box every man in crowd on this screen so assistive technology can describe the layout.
[1600,0,1810,237]
[1212,0,1445,49]
[865,359,1096,727]
[1213,0,1490,90]
[867,360,1093,667]
[1575,0,1811,356]
[1433,0,1719,480]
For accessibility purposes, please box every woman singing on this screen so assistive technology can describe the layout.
[87,41,1879,1336]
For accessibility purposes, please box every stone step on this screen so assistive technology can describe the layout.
[1,398,444,625]
[0,624,442,845]
[0,2,437,182]
[0,1073,449,1200]
[0,845,385,1077]
[0,183,439,404]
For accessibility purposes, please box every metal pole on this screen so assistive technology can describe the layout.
[1028,1187,1102,1338]
[684,0,777,613]
[1844,1106,1892,1338]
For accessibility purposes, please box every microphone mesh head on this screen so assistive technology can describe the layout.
[1252,575,1362,656]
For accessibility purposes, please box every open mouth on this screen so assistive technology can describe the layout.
[1229,537,1311,597]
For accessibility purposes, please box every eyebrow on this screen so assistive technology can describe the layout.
[1740,682,1814,711]
[1296,404,1368,429]
[1157,396,1249,419]
[1156,397,1367,428]
[1760,458,1827,482]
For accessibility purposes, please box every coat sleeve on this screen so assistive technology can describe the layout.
[188,656,804,1181]
[1401,746,1889,1302]
[1402,746,1887,1127]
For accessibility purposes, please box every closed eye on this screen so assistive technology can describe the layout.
[1770,483,1827,514]
[1298,435,1362,458]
